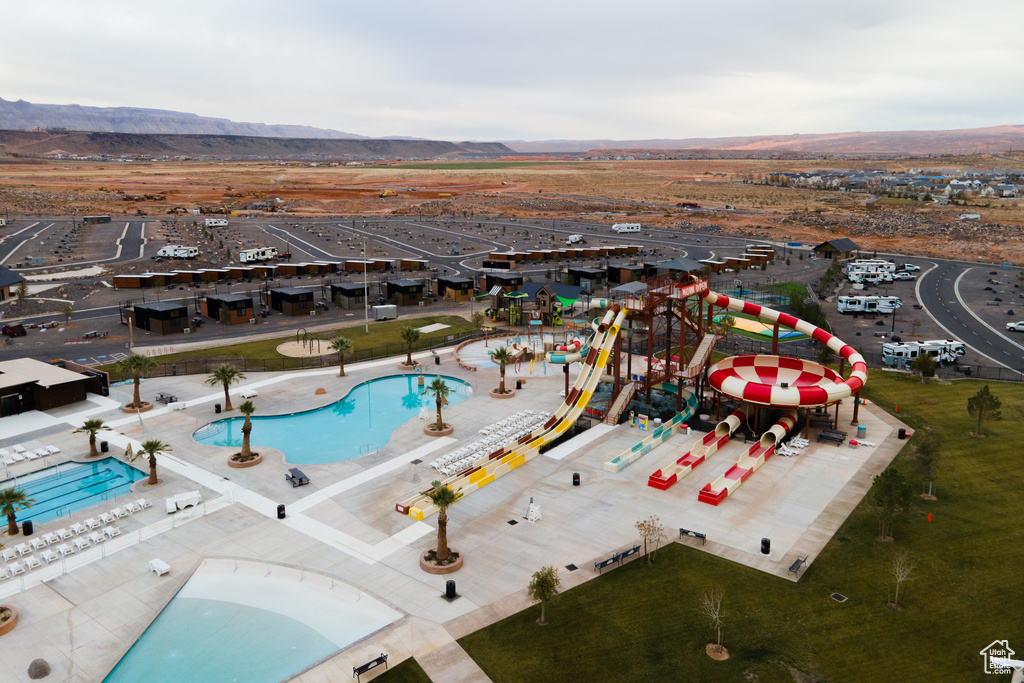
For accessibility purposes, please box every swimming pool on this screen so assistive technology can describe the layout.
[0,459,144,525]
[105,560,401,683]
[193,374,472,464]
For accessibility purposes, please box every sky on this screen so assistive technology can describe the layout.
[2,0,1023,141]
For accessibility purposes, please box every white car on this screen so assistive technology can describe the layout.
[1007,321,1024,332]
[893,271,916,281]
[900,264,921,272]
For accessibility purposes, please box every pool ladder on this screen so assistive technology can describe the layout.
[358,443,379,456]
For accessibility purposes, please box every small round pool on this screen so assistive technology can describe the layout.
[192,374,472,464]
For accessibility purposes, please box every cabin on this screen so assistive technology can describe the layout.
[132,302,188,335]
[201,293,254,324]
[385,279,425,306]
[269,287,315,316]
[436,277,474,302]
[0,265,26,302]
[329,282,369,310]
[0,358,109,416]
[813,238,861,260]
[566,267,607,292]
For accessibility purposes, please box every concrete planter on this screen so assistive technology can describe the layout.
[489,389,516,399]
[228,453,263,469]
[424,423,454,437]
[0,606,19,637]
[419,548,463,575]
[121,401,154,414]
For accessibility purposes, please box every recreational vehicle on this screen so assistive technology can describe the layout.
[837,295,902,314]
[846,260,897,275]
[848,270,893,284]
[238,247,279,263]
[156,245,199,259]
[612,223,642,233]
[881,339,966,368]
[204,218,228,228]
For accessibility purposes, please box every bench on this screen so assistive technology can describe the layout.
[155,393,178,404]
[679,527,707,545]
[821,428,848,438]
[817,432,845,446]
[594,545,642,574]
[285,467,309,487]
[789,556,808,575]
[353,653,388,681]
[239,389,258,399]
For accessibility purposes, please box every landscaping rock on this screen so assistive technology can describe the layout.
[28,658,51,679]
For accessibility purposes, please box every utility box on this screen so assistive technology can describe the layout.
[372,304,397,320]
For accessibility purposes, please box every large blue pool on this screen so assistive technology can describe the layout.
[0,458,143,525]
[193,374,472,464]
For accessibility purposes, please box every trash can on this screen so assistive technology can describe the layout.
[446,580,456,599]
[573,472,580,486]
[434,356,440,365]
[22,520,34,537]
[215,403,222,414]
[898,428,906,440]
[848,439,858,449]
[277,504,286,519]
[857,425,866,439]
[516,380,522,390]
[100,440,109,453]
[761,538,771,555]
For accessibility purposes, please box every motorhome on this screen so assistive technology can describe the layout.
[848,269,893,284]
[837,295,902,314]
[0,218,6,227]
[567,234,584,244]
[204,218,228,228]
[238,247,278,263]
[157,245,199,259]
[846,260,896,275]
[881,339,966,368]
[612,223,642,233]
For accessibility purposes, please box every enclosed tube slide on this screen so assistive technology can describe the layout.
[397,307,627,519]
[697,410,798,506]
[647,409,745,490]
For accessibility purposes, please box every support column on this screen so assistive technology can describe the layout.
[613,329,621,400]
[803,408,810,439]
[772,321,780,356]
[627,319,633,381]
[851,391,861,425]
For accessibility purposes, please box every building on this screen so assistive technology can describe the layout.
[606,264,650,285]
[385,279,425,306]
[269,287,315,316]
[436,277,474,302]
[649,257,708,276]
[329,282,369,310]
[813,238,861,260]
[132,302,188,335]
[566,267,607,292]
[484,272,523,294]
[0,265,26,302]
[201,293,254,324]
[0,358,109,416]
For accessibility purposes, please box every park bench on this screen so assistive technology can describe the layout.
[285,467,309,487]
[789,556,808,575]
[816,432,845,446]
[821,428,848,438]
[594,545,642,574]
[679,527,707,545]
[353,653,388,681]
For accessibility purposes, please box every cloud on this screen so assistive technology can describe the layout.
[1,0,1022,140]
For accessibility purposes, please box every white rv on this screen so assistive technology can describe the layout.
[568,234,584,244]
[238,247,278,263]
[612,223,642,233]
[837,295,902,314]
[881,339,966,368]
[204,218,228,228]
[0,218,6,227]
[848,269,893,284]
[847,260,896,275]
[157,245,199,259]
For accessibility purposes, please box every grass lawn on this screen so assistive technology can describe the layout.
[458,372,1022,680]
[374,657,432,683]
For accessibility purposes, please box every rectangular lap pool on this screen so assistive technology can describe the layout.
[0,458,144,525]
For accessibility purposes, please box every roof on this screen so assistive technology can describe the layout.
[651,257,707,273]
[0,358,89,390]
[489,272,522,282]
[271,287,314,296]
[205,293,252,303]
[0,265,26,290]
[389,279,423,288]
[569,268,605,276]
[518,282,585,301]
[438,276,473,285]
[610,281,648,295]
[814,238,860,252]
[330,282,368,293]
[135,301,187,312]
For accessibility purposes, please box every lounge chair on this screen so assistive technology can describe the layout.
[127,501,142,513]
[56,543,75,557]
[24,451,39,461]
[12,445,25,454]
[149,558,171,576]
[103,526,121,538]
[87,532,104,545]
[98,512,114,524]
[42,532,58,545]
[40,549,59,564]
[0,448,9,458]
[24,555,41,570]
[34,448,49,458]
[29,537,47,551]
[9,452,25,463]
[2,456,15,466]
[83,517,100,529]
[46,445,61,454]
[55,528,71,540]
[13,543,31,556]
[0,548,16,562]
[239,389,257,398]
[112,507,129,518]
[8,562,25,576]
[70,522,87,535]
[72,537,90,551]
[136,498,152,509]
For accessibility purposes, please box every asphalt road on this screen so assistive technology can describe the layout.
[0,219,148,270]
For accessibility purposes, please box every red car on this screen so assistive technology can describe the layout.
[2,324,26,337]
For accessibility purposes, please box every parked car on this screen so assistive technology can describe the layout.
[899,264,921,272]
[1006,321,1024,332]
[893,271,916,281]
[2,324,26,337]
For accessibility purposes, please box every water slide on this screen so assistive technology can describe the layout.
[697,410,798,505]
[647,409,745,490]
[603,389,698,473]
[396,306,627,519]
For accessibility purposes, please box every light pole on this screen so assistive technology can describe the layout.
[363,236,369,334]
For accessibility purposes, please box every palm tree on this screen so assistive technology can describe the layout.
[116,353,159,408]
[491,346,514,394]
[73,418,110,458]
[129,439,171,486]
[330,336,354,377]
[0,488,35,537]
[238,400,256,460]
[426,376,451,432]
[401,325,421,366]
[425,480,461,562]
[206,364,246,411]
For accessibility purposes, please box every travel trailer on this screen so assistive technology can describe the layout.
[204,218,228,227]
[836,295,902,314]
[846,260,896,275]
[881,339,967,368]
[612,223,642,233]
[238,247,279,263]
[156,245,199,259]
[848,270,893,284]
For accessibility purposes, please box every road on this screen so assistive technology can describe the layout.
[0,219,148,270]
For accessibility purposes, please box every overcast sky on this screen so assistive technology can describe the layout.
[2,1,1022,141]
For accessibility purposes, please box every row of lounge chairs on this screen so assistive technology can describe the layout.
[430,411,549,476]
[1,445,60,465]
[776,436,810,457]
[1,526,124,579]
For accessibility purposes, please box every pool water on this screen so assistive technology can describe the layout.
[0,458,144,524]
[193,374,472,464]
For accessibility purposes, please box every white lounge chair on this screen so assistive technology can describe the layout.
[12,445,25,454]
[34,448,49,458]
[98,512,114,524]
[40,549,59,564]
[24,555,41,570]
[42,532,58,545]
[149,558,171,576]
[9,453,24,463]
[72,537,90,551]
[83,517,100,529]
[2,456,15,466]
[29,537,47,551]
[0,548,16,562]
[112,507,129,518]
[56,543,75,557]
[136,498,152,509]
[24,451,39,461]
[55,528,71,540]
[13,543,31,556]
[127,501,142,513]
[70,522,87,535]
[0,448,9,458]
[102,526,121,538]
[87,532,104,545]
[8,562,25,576]
[46,445,61,454]
[239,389,257,398]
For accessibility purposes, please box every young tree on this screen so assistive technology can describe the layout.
[61,302,75,324]
[73,418,110,458]
[528,565,562,625]
[816,342,835,366]
[890,548,916,610]
[0,488,35,537]
[471,311,484,332]
[490,346,514,394]
[914,434,939,498]
[967,385,1001,436]
[330,336,354,377]
[426,376,451,432]
[425,480,461,562]
[700,585,726,655]
[206,364,246,412]
[635,515,665,564]
[15,280,28,306]
[218,305,231,329]
[238,400,256,461]
[873,468,914,540]
[130,439,171,486]
[115,354,158,409]
[909,353,936,382]
[401,325,421,366]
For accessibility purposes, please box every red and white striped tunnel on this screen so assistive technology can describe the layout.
[703,289,867,407]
